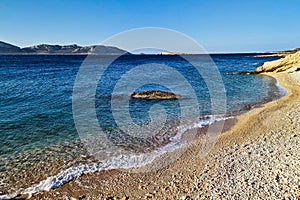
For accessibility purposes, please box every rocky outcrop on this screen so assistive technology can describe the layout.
[254,50,300,73]
[0,41,129,55]
[129,90,181,100]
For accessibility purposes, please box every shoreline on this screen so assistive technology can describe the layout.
[28,71,300,199]
[1,75,281,199]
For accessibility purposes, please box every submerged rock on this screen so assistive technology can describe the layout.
[227,71,254,75]
[129,90,181,100]
[237,71,254,75]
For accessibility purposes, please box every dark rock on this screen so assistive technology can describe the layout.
[227,71,254,75]
[237,71,254,75]
[129,90,181,100]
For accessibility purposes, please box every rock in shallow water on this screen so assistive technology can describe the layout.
[129,90,181,100]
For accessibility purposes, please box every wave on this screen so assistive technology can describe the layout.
[275,78,288,97]
[0,115,232,200]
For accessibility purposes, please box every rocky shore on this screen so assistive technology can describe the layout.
[255,50,300,73]
[31,51,300,200]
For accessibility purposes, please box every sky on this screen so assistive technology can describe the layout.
[1,0,300,53]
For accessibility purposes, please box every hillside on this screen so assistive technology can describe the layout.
[0,41,129,55]
[0,41,22,53]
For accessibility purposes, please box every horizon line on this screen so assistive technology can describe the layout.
[0,40,297,54]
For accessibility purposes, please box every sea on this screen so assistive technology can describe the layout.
[0,54,285,198]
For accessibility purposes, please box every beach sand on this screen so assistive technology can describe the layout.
[25,70,300,199]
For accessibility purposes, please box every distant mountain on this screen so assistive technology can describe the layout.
[0,41,22,53]
[280,48,300,54]
[254,48,300,58]
[0,41,129,55]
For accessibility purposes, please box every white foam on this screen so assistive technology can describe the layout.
[0,115,231,199]
[250,62,259,66]
[274,78,288,97]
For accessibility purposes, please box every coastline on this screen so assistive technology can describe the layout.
[28,71,300,199]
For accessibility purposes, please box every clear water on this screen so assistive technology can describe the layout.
[0,54,282,197]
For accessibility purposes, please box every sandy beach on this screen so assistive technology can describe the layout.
[28,55,300,199]
[2,1,300,200]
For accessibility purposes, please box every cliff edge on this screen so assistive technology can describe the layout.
[254,50,300,73]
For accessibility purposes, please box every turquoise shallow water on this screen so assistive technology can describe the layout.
[0,54,283,197]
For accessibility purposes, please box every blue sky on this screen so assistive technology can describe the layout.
[1,0,300,53]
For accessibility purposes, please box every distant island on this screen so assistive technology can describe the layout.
[0,41,129,55]
[160,51,191,55]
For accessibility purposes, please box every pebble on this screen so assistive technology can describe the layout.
[193,108,300,199]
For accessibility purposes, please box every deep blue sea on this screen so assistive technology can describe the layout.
[0,54,283,197]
